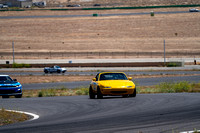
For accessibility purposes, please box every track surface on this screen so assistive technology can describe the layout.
[0,71,200,132]
[2,71,200,76]
[1,70,200,132]
[0,10,198,19]
[0,94,200,133]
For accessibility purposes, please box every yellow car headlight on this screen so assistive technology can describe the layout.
[127,86,133,88]
[104,86,111,88]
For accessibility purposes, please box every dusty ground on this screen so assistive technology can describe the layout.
[31,0,200,7]
[12,75,93,84]
[0,8,200,59]
[1,0,200,6]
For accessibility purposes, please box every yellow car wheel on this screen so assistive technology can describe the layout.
[122,94,128,98]
[97,87,103,99]
[130,88,136,97]
[89,86,95,99]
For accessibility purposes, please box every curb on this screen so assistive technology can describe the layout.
[6,109,39,121]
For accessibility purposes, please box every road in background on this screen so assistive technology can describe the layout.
[0,10,197,19]
[1,64,200,90]
[1,70,200,76]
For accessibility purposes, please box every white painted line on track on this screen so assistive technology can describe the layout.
[180,130,200,133]
[5,109,39,121]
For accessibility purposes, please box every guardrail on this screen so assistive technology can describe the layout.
[0,51,199,59]
[0,61,188,68]
[0,62,166,68]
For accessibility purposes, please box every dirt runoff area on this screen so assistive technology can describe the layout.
[0,7,200,59]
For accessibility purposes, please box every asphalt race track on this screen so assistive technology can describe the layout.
[0,69,200,132]
[0,72,200,132]
[0,93,200,133]
[2,71,200,76]
[0,10,198,19]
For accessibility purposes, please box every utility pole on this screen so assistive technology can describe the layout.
[164,40,166,65]
[12,41,15,64]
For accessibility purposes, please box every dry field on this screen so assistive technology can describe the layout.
[34,0,200,7]
[1,0,200,6]
[0,8,200,59]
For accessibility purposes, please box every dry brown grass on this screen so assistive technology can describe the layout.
[33,0,200,7]
[0,108,29,126]
[0,8,200,59]
[12,75,93,84]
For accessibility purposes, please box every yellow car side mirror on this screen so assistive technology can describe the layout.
[92,78,96,81]
[128,77,132,80]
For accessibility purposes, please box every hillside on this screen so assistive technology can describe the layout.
[0,8,200,59]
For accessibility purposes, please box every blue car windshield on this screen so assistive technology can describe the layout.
[99,73,128,80]
[55,66,60,68]
[0,76,13,82]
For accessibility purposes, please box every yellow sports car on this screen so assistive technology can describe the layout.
[89,72,136,99]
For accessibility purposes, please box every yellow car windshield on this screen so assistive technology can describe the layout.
[99,73,128,81]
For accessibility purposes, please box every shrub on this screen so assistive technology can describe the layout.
[173,81,190,92]
[38,89,56,97]
[167,62,178,67]
[157,81,191,93]
[150,11,154,16]
[38,91,43,97]
[81,88,89,95]
[167,62,183,67]
[75,88,89,95]
[12,63,31,68]
[75,90,82,95]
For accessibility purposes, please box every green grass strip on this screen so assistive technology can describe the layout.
[82,4,200,10]
[137,81,200,94]
[19,81,200,98]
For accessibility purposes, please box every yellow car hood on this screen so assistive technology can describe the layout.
[98,80,135,88]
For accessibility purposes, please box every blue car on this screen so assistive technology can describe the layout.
[0,75,22,98]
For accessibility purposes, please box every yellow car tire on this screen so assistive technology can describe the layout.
[129,88,136,97]
[122,94,128,98]
[97,87,103,99]
[89,86,95,99]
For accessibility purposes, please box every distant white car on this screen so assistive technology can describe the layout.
[189,8,199,12]
[0,4,8,8]
[44,65,67,73]
[73,4,81,7]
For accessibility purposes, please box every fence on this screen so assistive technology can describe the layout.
[0,51,199,59]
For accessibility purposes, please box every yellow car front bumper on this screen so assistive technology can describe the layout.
[101,88,135,95]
